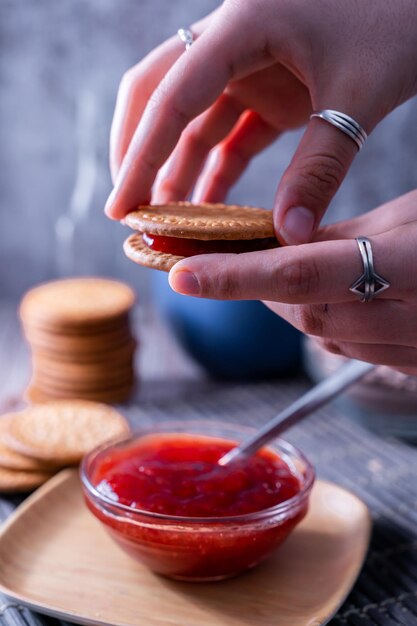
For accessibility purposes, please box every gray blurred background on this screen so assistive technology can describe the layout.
[1,0,417,301]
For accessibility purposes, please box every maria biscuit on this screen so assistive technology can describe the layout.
[4,401,131,465]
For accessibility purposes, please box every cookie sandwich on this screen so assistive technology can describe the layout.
[123,202,278,272]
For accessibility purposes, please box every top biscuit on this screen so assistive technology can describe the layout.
[125,202,274,240]
[20,278,135,330]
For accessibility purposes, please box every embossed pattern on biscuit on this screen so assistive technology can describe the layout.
[125,202,274,240]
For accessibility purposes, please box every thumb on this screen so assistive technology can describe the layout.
[274,115,362,245]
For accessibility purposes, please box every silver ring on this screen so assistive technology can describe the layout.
[349,236,390,302]
[177,28,195,50]
[310,109,367,150]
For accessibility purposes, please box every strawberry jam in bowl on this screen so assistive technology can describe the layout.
[81,421,314,582]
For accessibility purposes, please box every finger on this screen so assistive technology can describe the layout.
[168,233,409,303]
[110,37,183,183]
[152,94,245,203]
[192,111,279,203]
[110,10,219,182]
[316,189,417,242]
[105,9,274,219]
[317,339,417,369]
[274,115,364,245]
[262,300,417,347]
[394,366,417,376]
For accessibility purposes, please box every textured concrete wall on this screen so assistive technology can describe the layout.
[1,0,417,299]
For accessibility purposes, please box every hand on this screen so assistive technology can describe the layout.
[105,0,417,243]
[167,190,417,374]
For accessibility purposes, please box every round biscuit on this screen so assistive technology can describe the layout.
[20,278,135,330]
[5,401,131,464]
[0,466,53,493]
[31,338,137,364]
[22,313,131,337]
[32,360,135,386]
[124,233,182,272]
[25,383,135,406]
[0,417,60,471]
[125,202,274,240]
[30,374,135,396]
[24,326,134,355]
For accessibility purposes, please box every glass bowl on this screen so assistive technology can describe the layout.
[80,420,315,582]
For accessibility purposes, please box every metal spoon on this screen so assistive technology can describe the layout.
[218,359,375,467]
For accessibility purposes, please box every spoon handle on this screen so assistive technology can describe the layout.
[219,359,375,466]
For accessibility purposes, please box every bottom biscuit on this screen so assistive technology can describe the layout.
[31,364,135,389]
[0,418,59,472]
[0,465,53,493]
[124,233,183,272]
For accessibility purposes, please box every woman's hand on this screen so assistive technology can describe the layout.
[105,0,417,244]
[167,190,417,374]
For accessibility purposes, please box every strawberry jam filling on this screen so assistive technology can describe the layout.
[92,434,301,517]
[142,232,278,256]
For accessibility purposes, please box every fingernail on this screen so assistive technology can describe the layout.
[281,206,315,244]
[169,270,200,296]
[104,188,117,217]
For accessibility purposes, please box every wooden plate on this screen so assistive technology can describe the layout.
[0,470,371,626]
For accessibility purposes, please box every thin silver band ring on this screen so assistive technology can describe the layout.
[310,109,367,150]
[349,236,390,302]
[177,28,195,50]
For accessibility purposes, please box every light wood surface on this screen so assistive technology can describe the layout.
[0,470,370,626]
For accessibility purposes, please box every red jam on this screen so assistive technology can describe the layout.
[85,434,310,581]
[142,232,278,256]
[93,434,300,516]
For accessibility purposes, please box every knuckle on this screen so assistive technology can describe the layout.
[120,67,136,90]
[168,100,192,129]
[280,257,320,301]
[291,153,346,203]
[294,304,326,336]
[200,269,240,300]
[185,128,213,155]
[139,151,160,175]
[119,66,146,98]
[157,179,184,197]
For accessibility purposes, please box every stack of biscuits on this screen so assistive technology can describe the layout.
[0,400,130,492]
[20,278,137,405]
